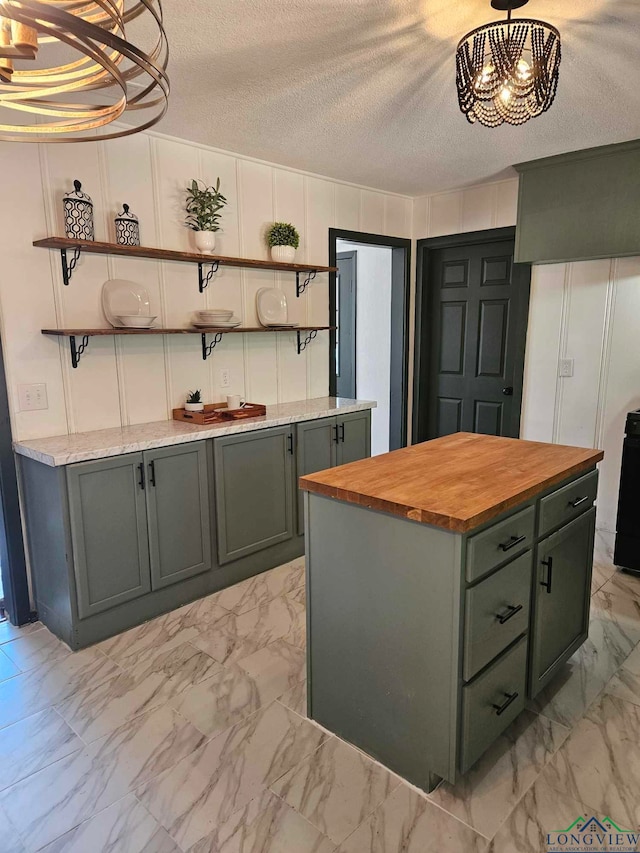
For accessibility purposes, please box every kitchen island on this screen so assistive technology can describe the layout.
[300,432,603,792]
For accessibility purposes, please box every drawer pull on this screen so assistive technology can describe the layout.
[499,534,526,552]
[540,556,553,593]
[492,691,519,716]
[569,495,590,508]
[497,603,523,625]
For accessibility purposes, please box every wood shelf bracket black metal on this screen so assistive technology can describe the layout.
[70,334,90,368]
[297,329,318,354]
[61,247,82,286]
[198,261,219,293]
[201,331,224,360]
[296,270,317,297]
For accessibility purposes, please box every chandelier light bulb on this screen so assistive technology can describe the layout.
[456,0,561,128]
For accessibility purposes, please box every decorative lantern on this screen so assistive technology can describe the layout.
[63,180,94,241]
[114,204,140,246]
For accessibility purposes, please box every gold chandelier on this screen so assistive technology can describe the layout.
[0,0,169,142]
[456,0,561,128]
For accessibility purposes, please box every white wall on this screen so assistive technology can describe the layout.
[0,131,412,442]
[412,178,640,533]
[337,241,392,456]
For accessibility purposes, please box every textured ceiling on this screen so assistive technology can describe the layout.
[152,0,640,196]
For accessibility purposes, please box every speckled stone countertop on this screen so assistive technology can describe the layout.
[14,397,376,467]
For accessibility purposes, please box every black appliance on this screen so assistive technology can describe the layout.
[614,409,640,574]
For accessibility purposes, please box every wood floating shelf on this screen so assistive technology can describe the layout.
[41,326,336,368]
[33,237,337,295]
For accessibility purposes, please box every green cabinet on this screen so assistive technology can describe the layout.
[528,507,596,698]
[296,419,337,535]
[295,411,372,534]
[337,410,371,465]
[214,425,295,564]
[67,442,212,619]
[145,443,212,590]
[67,454,151,619]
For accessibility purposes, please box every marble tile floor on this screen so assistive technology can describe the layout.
[1,536,640,852]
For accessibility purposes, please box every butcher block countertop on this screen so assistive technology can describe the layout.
[299,432,604,533]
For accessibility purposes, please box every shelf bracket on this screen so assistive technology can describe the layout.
[69,334,90,368]
[198,261,219,293]
[296,270,317,298]
[296,329,318,354]
[61,247,82,286]
[201,331,224,360]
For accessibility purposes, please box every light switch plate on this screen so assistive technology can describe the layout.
[559,358,574,378]
[18,383,48,411]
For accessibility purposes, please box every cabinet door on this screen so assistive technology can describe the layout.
[295,418,337,535]
[67,454,150,619]
[337,410,372,465]
[214,426,295,564]
[145,442,212,590]
[529,508,595,698]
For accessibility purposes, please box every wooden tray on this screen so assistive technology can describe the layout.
[173,402,266,425]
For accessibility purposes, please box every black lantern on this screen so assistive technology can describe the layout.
[114,204,141,246]
[63,180,94,241]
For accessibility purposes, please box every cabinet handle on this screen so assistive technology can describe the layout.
[569,495,589,508]
[137,462,145,490]
[540,556,553,594]
[333,424,340,443]
[149,460,156,487]
[287,433,294,455]
[496,603,523,625]
[492,691,519,716]
[499,534,526,552]
[340,423,345,443]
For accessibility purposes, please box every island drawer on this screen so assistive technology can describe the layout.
[465,505,535,583]
[463,551,532,681]
[459,635,527,774]
[538,469,598,538]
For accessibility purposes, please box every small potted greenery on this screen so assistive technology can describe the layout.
[185,178,227,254]
[185,389,204,413]
[267,222,300,263]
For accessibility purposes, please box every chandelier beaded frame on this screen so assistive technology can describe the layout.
[0,0,169,142]
[456,4,561,128]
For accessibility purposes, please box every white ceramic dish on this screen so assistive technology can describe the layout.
[256,287,288,326]
[102,279,151,328]
[263,322,299,328]
[192,317,241,328]
[196,310,233,319]
[116,315,157,329]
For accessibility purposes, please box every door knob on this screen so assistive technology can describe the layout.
[502,386,514,396]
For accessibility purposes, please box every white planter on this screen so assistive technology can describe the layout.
[271,245,296,264]
[194,231,217,254]
[185,401,205,412]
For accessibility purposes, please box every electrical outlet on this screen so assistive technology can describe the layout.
[559,358,574,378]
[18,383,48,411]
[219,368,231,388]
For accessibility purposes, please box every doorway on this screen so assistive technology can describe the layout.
[413,227,531,443]
[329,230,411,454]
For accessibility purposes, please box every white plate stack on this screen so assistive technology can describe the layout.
[193,309,241,328]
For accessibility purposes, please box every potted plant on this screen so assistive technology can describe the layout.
[185,178,227,254]
[267,222,300,263]
[185,389,204,412]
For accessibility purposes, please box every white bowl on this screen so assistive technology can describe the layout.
[116,315,157,328]
[197,310,233,319]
